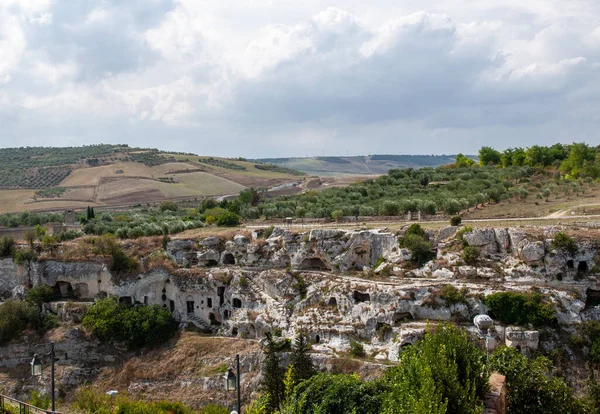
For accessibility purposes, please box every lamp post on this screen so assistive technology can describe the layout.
[225,354,241,414]
[31,342,55,412]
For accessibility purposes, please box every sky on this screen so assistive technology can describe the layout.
[0,0,599,157]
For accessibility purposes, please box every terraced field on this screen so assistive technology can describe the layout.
[0,147,305,214]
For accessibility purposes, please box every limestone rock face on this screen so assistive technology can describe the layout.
[436,226,458,244]
[233,235,250,246]
[197,250,221,265]
[507,229,527,254]
[494,228,510,253]
[463,229,498,253]
[519,241,545,264]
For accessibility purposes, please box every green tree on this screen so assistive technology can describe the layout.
[260,332,285,411]
[384,324,487,414]
[478,146,501,166]
[455,154,475,168]
[490,347,585,414]
[290,334,315,385]
[215,211,241,227]
[484,291,555,326]
[26,285,54,308]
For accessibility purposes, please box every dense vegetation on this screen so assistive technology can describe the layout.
[81,204,205,238]
[251,324,598,413]
[254,163,305,176]
[199,157,247,170]
[484,291,556,327]
[478,142,600,179]
[73,387,228,414]
[0,298,57,345]
[82,297,178,350]
[0,145,194,188]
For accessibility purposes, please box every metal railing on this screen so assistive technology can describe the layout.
[0,394,62,414]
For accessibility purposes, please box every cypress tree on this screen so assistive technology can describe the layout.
[260,332,284,411]
[90,207,95,219]
[290,334,315,384]
[86,206,91,220]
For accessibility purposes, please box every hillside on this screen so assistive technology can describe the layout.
[256,154,466,176]
[0,145,305,214]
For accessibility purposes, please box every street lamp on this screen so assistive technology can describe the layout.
[224,354,241,414]
[31,342,56,412]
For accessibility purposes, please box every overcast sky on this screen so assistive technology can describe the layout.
[0,0,599,157]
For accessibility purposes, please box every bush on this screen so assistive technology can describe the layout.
[262,226,275,239]
[73,387,196,414]
[484,291,556,326]
[399,234,434,265]
[12,248,37,265]
[462,246,480,265]
[159,201,179,212]
[29,391,50,410]
[456,225,473,243]
[439,285,469,306]
[0,300,43,344]
[215,211,241,227]
[490,347,585,414]
[331,210,345,222]
[552,232,578,255]
[82,298,178,350]
[450,216,462,226]
[26,285,54,308]
[283,373,388,414]
[0,236,15,257]
[405,223,426,238]
[111,248,139,274]
[349,341,366,358]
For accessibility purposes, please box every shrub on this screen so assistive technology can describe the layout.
[159,201,179,212]
[490,347,585,414]
[349,341,365,358]
[384,324,487,414]
[0,236,15,257]
[12,248,37,265]
[331,210,344,222]
[26,285,54,308]
[377,323,393,341]
[484,291,556,326]
[456,225,473,243]
[405,223,426,238]
[552,232,578,255]
[82,298,178,350]
[111,248,139,274]
[29,391,50,410]
[283,373,388,414]
[205,215,216,225]
[0,300,43,344]
[399,234,434,265]
[439,285,469,306]
[462,246,480,265]
[262,226,275,239]
[216,211,241,227]
[450,216,462,226]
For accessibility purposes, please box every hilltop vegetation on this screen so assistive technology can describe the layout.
[0,145,195,189]
[256,154,463,176]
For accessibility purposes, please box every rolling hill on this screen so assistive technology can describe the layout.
[255,154,468,176]
[0,145,305,214]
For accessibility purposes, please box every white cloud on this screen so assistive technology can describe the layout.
[0,0,599,157]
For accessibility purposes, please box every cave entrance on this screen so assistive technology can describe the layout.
[328,297,337,306]
[169,300,175,312]
[567,260,574,269]
[298,257,330,271]
[224,310,231,319]
[218,287,225,306]
[315,335,320,343]
[578,261,589,273]
[118,296,132,305]
[187,301,195,314]
[233,298,242,308]
[223,253,235,265]
[585,288,600,309]
[53,281,74,298]
[353,290,370,303]
[393,312,413,325]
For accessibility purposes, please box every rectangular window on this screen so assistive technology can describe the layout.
[207,298,213,308]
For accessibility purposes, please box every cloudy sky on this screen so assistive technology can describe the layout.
[1,0,599,157]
